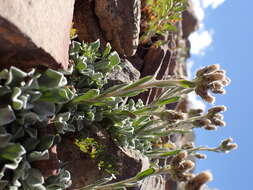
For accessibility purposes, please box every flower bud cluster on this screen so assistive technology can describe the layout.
[185,171,213,190]
[218,138,238,153]
[194,64,231,104]
[170,152,195,182]
[158,110,184,123]
[191,106,227,131]
[188,109,204,117]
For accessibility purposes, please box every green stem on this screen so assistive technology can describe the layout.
[98,79,193,99]
[76,167,172,190]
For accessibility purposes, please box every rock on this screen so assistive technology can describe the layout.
[58,135,107,189]
[0,0,75,70]
[128,54,145,71]
[33,145,60,178]
[133,44,174,104]
[107,59,140,85]
[58,128,149,189]
[95,0,141,56]
[74,0,106,45]
[73,0,141,57]
[140,176,166,190]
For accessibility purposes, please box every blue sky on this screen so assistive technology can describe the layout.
[188,0,253,190]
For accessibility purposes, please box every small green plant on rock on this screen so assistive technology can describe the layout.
[75,138,117,175]
[75,138,101,159]
[141,0,188,44]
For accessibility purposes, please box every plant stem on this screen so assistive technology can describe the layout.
[77,167,172,190]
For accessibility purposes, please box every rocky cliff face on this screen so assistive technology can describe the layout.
[0,1,198,189]
[0,0,75,70]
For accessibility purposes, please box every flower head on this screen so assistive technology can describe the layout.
[219,138,238,153]
[194,65,231,104]
[185,171,213,190]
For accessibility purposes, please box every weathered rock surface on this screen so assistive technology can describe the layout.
[108,59,140,85]
[74,0,141,57]
[58,129,149,189]
[95,0,141,56]
[0,0,75,70]
[130,34,186,104]
[74,0,106,45]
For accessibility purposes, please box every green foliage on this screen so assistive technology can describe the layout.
[0,40,236,190]
[141,0,188,44]
[75,138,117,175]
[75,138,101,159]
[0,40,122,189]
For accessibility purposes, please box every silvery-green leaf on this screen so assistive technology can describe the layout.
[118,89,146,97]
[85,111,95,121]
[100,84,127,96]
[93,60,110,71]
[3,161,19,170]
[157,96,180,106]
[0,106,16,126]
[108,51,120,68]
[25,78,39,90]
[76,57,88,73]
[0,180,8,189]
[71,89,100,103]
[13,161,31,180]
[90,39,100,51]
[12,178,21,187]
[19,94,30,109]
[33,101,55,120]
[123,76,154,90]
[25,169,44,186]
[92,72,103,81]
[102,43,112,57]
[25,128,37,138]
[11,126,24,141]
[54,112,71,123]
[46,169,72,189]
[11,87,23,110]
[65,123,76,132]
[0,86,11,96]
[18,112,40,125]
[132,107,157,115]
[62,87,75,101]
[8,186,18,190]
[0,133,12,148]
[40,88,74,103]
[0,69,8,80]
[28,150,49,162]
[0,143,26,162]
[37,135,55,151]
[27,68,36,76]
[38,69,67,89]
[29,91,42,102]
[59,65,74,76]
[69,41,81,56]
[5,67,27,86]
[32,184,47,190]
[22,138,40,152]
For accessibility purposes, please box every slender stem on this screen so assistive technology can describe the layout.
[98,79,192,100]
[188,147,219,154]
